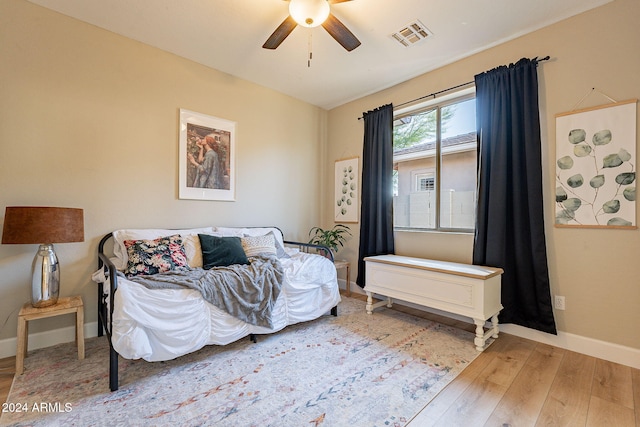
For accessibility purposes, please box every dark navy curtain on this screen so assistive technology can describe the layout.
[473,58,557,334]
[356,104,395,288]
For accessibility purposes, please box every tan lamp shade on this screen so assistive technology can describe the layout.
[2,206,84,244]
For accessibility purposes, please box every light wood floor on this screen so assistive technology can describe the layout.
[391,301,640,427]
[1,295,638,426]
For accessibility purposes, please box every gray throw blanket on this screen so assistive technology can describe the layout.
[128,255,284,329]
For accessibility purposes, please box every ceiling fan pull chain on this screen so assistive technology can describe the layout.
[308,30,313,67]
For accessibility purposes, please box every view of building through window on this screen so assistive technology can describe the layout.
[393,95,477,231]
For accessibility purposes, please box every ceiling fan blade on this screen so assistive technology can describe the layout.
[321,13,361,51]
[263,16,298,49]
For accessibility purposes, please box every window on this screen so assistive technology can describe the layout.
[415,172,435,191]
[393,89,477,231]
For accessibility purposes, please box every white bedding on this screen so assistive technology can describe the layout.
[105,247,340,362]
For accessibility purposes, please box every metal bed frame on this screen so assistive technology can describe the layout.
[96,228,335,391]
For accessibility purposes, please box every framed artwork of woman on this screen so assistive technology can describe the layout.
[179,109,236,201]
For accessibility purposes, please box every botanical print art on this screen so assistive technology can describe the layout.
[335,157,359,222]
[555,100,637,228]
[179,109,236,201]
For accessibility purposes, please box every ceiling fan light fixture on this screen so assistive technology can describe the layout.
[289,0,330,28]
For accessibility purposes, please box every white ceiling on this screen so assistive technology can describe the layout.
[27,0,612,110]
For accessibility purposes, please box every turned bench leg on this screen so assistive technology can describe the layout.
[474,319,486,351]
[491,314,500,338]
[366,292,393,314]
[474,313,500,351]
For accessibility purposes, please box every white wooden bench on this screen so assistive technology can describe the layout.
[364,254,503,351]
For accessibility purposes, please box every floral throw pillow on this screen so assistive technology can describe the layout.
[123,234,188,277]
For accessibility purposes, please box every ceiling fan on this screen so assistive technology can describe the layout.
[263,0,361,52]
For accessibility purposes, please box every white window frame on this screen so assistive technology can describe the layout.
[393,87,476,233]
[414,170,435,192]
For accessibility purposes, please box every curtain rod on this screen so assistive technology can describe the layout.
[358,56,550,120]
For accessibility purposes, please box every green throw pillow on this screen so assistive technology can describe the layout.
[198,234,249,269]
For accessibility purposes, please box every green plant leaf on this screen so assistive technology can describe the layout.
[607,217,632,226]
[618,148,632,162]
[592,129,612,146]
[573,145,592,157]
[602,200,620,213]
[308,225,352,253]
[557,156,574,169]
[555,210,575,223]
[615,172,635,185]
[623,187,636,201]
[562,198,582,211]
[589,175,605,188]
[568,129,586,144]
[556,187,568,202]
[567,174,584,188]
[603,153,623,168]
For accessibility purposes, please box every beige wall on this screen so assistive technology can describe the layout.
[1,0,638,353]
[327,0,640,349]
[0,1,326,341]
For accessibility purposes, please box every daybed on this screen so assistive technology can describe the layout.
[93,226,340,391]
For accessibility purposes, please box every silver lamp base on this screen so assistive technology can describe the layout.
[31,244,60,308]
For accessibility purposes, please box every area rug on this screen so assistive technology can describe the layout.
[1,297,483,427]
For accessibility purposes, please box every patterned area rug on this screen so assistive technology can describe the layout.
[1,297,483,427]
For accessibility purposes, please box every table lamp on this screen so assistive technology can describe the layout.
[2,206,84,308]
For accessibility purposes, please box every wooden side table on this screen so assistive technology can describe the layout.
[16,295,85,375]
[334,260,351,296]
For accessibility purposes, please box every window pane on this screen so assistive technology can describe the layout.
[439,98,477,229]
[393,109,437,228]
[416,173,434,191]
[393,95,476,231]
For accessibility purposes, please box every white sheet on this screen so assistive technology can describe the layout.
[108,248,340,361]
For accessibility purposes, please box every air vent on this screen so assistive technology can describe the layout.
[391,20,432,47]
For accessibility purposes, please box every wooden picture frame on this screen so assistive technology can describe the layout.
[555,99,637,228]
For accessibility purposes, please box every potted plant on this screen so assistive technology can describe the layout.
[308,224,352,255]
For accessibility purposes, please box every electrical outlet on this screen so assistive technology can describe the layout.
[554,295,565,310]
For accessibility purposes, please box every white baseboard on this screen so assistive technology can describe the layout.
[3,294,639,371]
[498,323,640,370]
[360,291,640,370]
[0,321,99,359]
